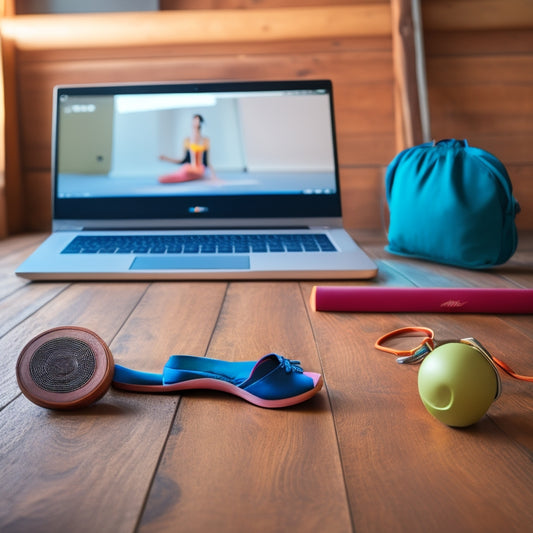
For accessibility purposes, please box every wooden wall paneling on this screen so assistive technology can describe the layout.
[0,1,6,238]
[23,170,50,231]
[391,0,429,150]
[0,190,6,238]
[1,33,24,234]
[5,1,530,233]
[156,0,533,36]
[425,28,533,57]
[0,34,6,238]
[17,43,395,170]
[510,165,533,231]
[160,0,384,9]
[17,65,396,169]
[1,7,392,50]
[423,0,533,231]
[421,0,533,33]
[4,5,397,232]
[2,0,15,16]
[340,167,387,229]
[423,20,533,232]
[426,58,533,144]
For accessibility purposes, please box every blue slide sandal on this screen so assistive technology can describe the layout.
[113,354,323,408]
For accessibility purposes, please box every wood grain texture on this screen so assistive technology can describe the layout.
[160,0,384,9]
[4,1,531,234]
[0,231,532,533]
[422,11,533,233]
[422,0,533,31]
[0,282,147,409]
[138,282,352,533]
[391,0,426,149]
[0,393,177,533]
[17,48,395,170]
[305,309,533,532]
[0,28,5,238]
[0,3,399,234]
[13,39,397,231]
[0,279,230,533]
[300,233,533,533]
[0,233,45,296]
[1,6,392,50]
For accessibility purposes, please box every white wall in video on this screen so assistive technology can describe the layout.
[57,90,337,198]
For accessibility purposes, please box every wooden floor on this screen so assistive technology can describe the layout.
[1,230,532,533]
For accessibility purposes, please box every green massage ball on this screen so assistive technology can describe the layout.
[417,341,501,427]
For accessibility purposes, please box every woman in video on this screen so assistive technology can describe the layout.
[158,114,219,184]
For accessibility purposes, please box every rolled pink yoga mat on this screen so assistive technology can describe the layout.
[310,286,533,314]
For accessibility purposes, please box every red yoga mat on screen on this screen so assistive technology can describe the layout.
[310,286,533,314]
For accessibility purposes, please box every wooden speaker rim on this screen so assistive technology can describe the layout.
[16,326,114,410]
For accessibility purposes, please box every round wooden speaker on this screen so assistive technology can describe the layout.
[16,326,114,410]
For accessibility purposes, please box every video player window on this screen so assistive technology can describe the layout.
[56,89,337,199]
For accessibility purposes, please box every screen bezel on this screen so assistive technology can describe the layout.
[52,79,342,224]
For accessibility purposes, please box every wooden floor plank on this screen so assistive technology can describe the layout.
[1,231,531,533]
[0,282,148,409]
[365,247,529,288]
[0,233,46,258]
[362,231,533,287]
[0,281,228,533]
[300,233,533,532]
[0,282,67,338]
[0,392,178,533]
[138,282,353,533]
[304,306,533,533]
[0,234,48,298]
[109,281,229,371]
[426,313,533,451]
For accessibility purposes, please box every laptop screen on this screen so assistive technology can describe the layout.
[53,80,342,224]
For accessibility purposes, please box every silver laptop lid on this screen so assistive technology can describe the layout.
[52,79,343,230]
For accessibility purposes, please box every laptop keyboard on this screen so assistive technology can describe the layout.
[61,234,337,255]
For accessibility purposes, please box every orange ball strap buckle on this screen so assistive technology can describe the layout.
[374,326,435,364]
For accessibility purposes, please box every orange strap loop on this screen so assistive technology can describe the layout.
[374,327,434,356]
[375,326,533,383]
[491,356,533,383]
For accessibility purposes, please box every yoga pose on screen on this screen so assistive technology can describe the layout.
[158,114,219,184]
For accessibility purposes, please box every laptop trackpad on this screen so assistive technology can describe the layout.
[130,255,250,270]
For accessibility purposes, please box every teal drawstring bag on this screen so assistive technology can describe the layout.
[385,139,520,269]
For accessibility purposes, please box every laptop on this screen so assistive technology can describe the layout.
[16,79,377,280]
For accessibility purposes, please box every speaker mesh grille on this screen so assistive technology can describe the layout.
[29,337,96,393]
